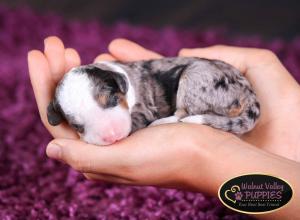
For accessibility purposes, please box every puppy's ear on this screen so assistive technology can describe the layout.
[47,99,63,126]
[112,73,128,94]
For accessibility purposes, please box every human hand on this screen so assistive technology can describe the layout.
[27,37,228,190]
[45,118,300,220]
[27,37,233,189]
[28,36,81,139]
[28,37,300,219]
[28,37,300,181]
[94,40,300,162]
[27,37,249,188]
[179,46,300,162]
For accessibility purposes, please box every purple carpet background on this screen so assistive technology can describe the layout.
[0,4,300,220]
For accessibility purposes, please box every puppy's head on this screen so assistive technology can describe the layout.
[47,65,132,146]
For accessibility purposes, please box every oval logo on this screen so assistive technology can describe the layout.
[218,174,293,214]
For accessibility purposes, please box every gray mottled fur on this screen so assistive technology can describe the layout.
[116,57,260,134]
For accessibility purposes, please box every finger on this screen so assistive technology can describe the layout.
[46,139,130,175]
[179,45,259,73]
[178,45,286,73]
[108,38,162,62]
[44,36,66,82]
[179,45,298,89]
[93,53,116,63]
[83,173,133,184]
[180,45,300,89]
[28,50,78,139]
[64,48,81,72]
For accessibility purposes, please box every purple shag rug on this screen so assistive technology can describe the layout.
[1,4,300,220]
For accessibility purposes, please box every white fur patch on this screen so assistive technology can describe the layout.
[180,115,206,124]
[149,116,179,126]
[57,70,132,146]
[57,72,97,124]
[96,61,136,112]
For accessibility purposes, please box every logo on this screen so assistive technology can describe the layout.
[218,174,293,214]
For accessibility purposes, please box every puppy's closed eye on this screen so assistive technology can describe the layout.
[106,94,120,107]
[97,93,124,108]
[97,94,118,108]
[108,93,128,109]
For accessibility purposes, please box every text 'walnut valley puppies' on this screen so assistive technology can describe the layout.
[47,57,260,146]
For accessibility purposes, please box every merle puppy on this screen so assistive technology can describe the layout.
[47,57,260,146]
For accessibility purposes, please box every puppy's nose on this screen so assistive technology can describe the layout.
[102,130,121,144]
[102,135,118,144]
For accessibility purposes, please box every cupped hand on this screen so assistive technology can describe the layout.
[46,123,242,193]
[179,46,300,161]
[28,37,243,188]
[97,39,300,161]
[28,37,300,218]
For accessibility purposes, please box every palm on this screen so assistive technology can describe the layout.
[242,78,300,160]
[179,46,300,162]
[240,60,300,161]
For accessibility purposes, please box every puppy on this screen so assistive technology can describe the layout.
[47,57,260,146]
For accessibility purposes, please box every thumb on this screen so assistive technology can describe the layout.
[46,139,127,174]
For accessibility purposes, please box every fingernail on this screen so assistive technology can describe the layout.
[44,39,48,52]
[44,36,53,43]
[46,143,61,159]
[44,36,53,50]
[27,50,33,61]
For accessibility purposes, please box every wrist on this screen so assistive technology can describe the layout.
[182,132,300,218]
[182,131,299,195]
[180,126,243,194]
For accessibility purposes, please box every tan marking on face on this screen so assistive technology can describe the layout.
[98,94,108,107]
[118,93,128,109]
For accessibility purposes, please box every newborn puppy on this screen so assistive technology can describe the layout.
[47,57,260,145]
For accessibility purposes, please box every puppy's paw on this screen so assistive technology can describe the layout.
[149,116,179,127]
[180,115,205,124]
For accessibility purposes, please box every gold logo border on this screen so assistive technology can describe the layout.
[217,173,294,215]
